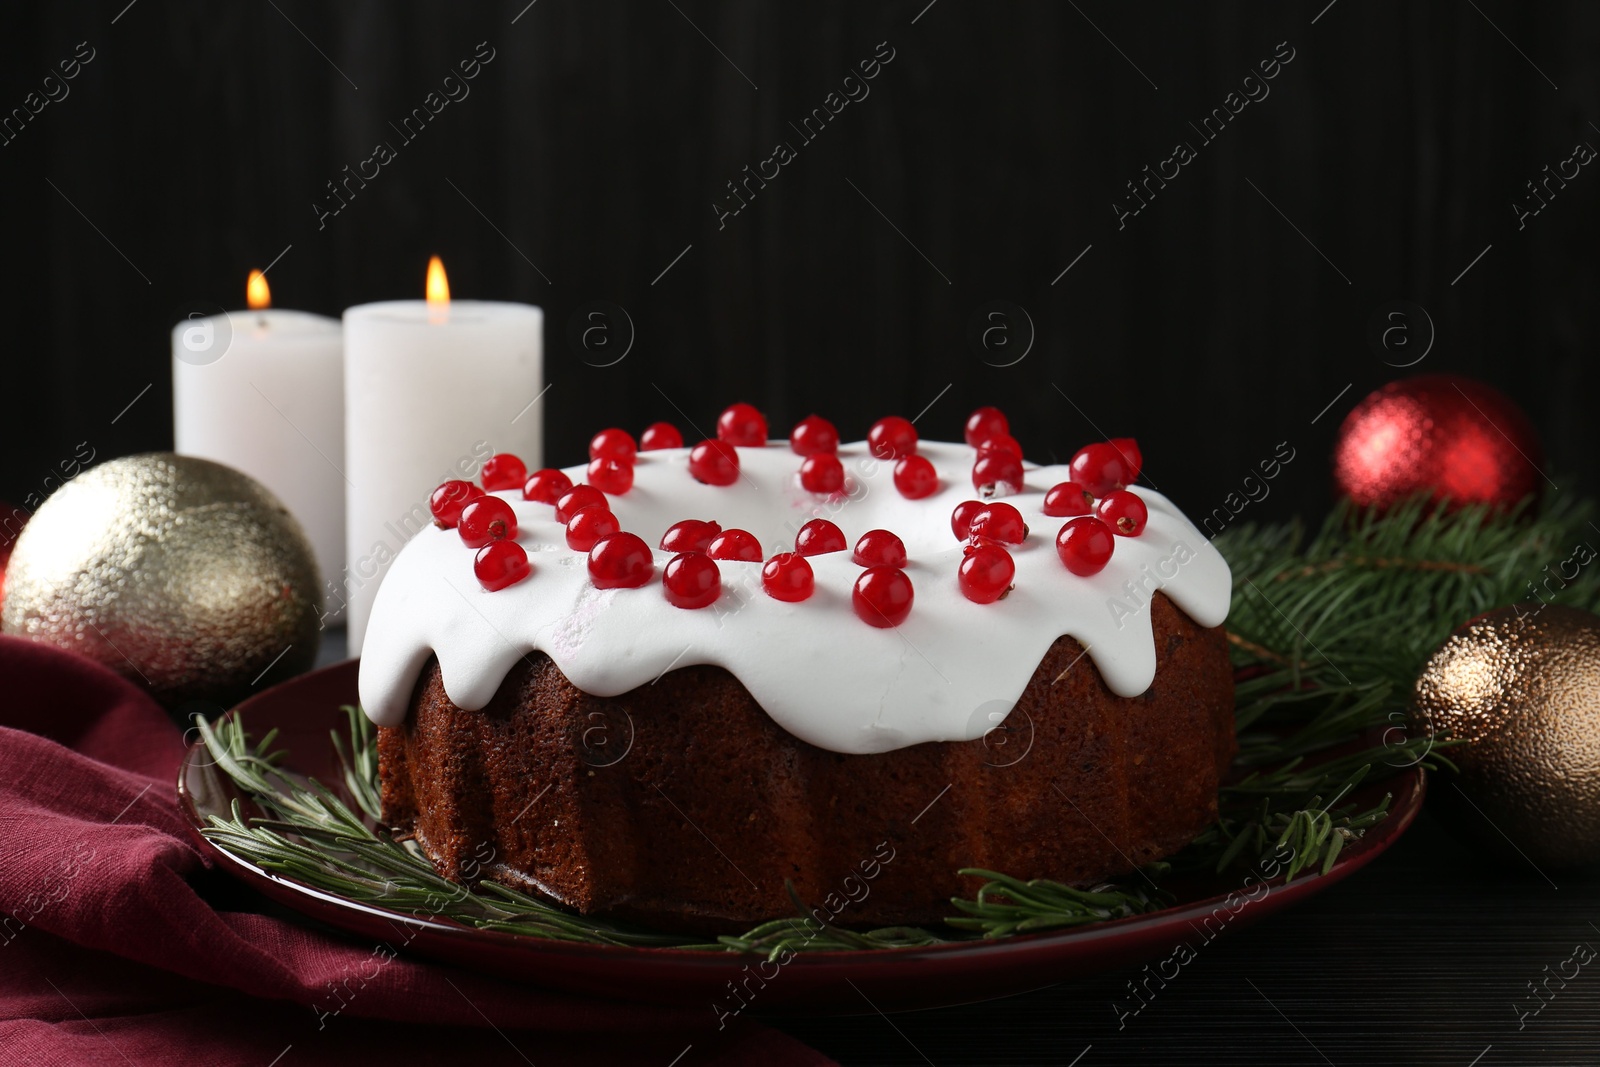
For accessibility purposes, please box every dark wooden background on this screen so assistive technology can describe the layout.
[6,3,1600,1063]
[3,1,1596,523]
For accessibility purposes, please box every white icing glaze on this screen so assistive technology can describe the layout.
[357,440,1231,754]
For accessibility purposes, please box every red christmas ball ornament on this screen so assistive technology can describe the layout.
[1332,374,1543,512]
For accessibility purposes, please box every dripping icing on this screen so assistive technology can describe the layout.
[357,440,1231,755]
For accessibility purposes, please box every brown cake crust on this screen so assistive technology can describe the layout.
[378,592,1234,933]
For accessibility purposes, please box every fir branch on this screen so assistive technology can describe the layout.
[1271,556,1491,579]
[1219,493,1600,693]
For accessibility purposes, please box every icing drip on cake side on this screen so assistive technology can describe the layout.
[357,440,1232,754]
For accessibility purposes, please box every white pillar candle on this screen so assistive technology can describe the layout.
[342,258,542,653]
[172,271,346,618]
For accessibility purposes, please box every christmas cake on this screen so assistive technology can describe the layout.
[360,405,1235,932]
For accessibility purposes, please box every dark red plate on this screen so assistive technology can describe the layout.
[178,659,1425,1014]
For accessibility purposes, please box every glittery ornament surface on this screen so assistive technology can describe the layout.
[1415,604,1600,869]
[1332,374,1542,511]
[0,454,321,710]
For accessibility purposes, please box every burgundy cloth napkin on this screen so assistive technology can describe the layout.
[0,636,833,1066]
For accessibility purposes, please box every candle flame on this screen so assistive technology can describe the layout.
[246,270,271,311]
[426,256,450,306]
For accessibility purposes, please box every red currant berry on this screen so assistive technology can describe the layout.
[474,540,531,592]
[640,421,684,451]
[587,456,634,495]
[964,406,1010,448]
[852,566,914,627]
[660,518,722,553]
[799,453,845,494]
[1043,481,1094,518]
[565,504,621,552]
[555,485,609,524]
[1056,516,1115,576]
[1096,490,1149,536]
[1069,443,1132,497]
[523,468,574,504]
[761,552,814,602]
[794,518,848,556]
[789,414,840,456]
[430,480,483,528]
[481,453,528,492]
[959,543,1015,604]
[717,402,768,447]
[688,439,740,486]
[707,528,763,562]
[975,433,1024,461]
[893,455,938,499]
[853,529,907,568]
[867,415,918,460]
[587,531,654,589]
[1109,437,1143,484]
[951,500,986,540]
[663,551,721,609]
[458,497,518,549]
[968,502,1027,544]
[589,428,637,463]
[972,452,1024,497]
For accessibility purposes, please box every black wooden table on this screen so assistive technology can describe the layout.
[775,806,1597,1066]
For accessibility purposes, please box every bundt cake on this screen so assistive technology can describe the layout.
[360,407,1234,933]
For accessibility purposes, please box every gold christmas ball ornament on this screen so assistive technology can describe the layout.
[1415,605,1600,870]
[0,453,321,709]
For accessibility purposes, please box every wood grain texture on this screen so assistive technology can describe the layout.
[2,2,1597,534]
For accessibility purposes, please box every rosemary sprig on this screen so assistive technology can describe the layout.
[193,497,1576,953]
[196,714,709,949]
[944,870,1166,939]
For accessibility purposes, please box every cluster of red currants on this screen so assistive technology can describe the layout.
[653,515,912,626]
[963,405,1025,498]
[1042,436,1146,577]
[428,454,532,593]
[787,410,938,499]
[428,402,1146,623]
[584,419,684,494]
[427,421,685,593]
[691,401,939,500]
[949,406,1147,591]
